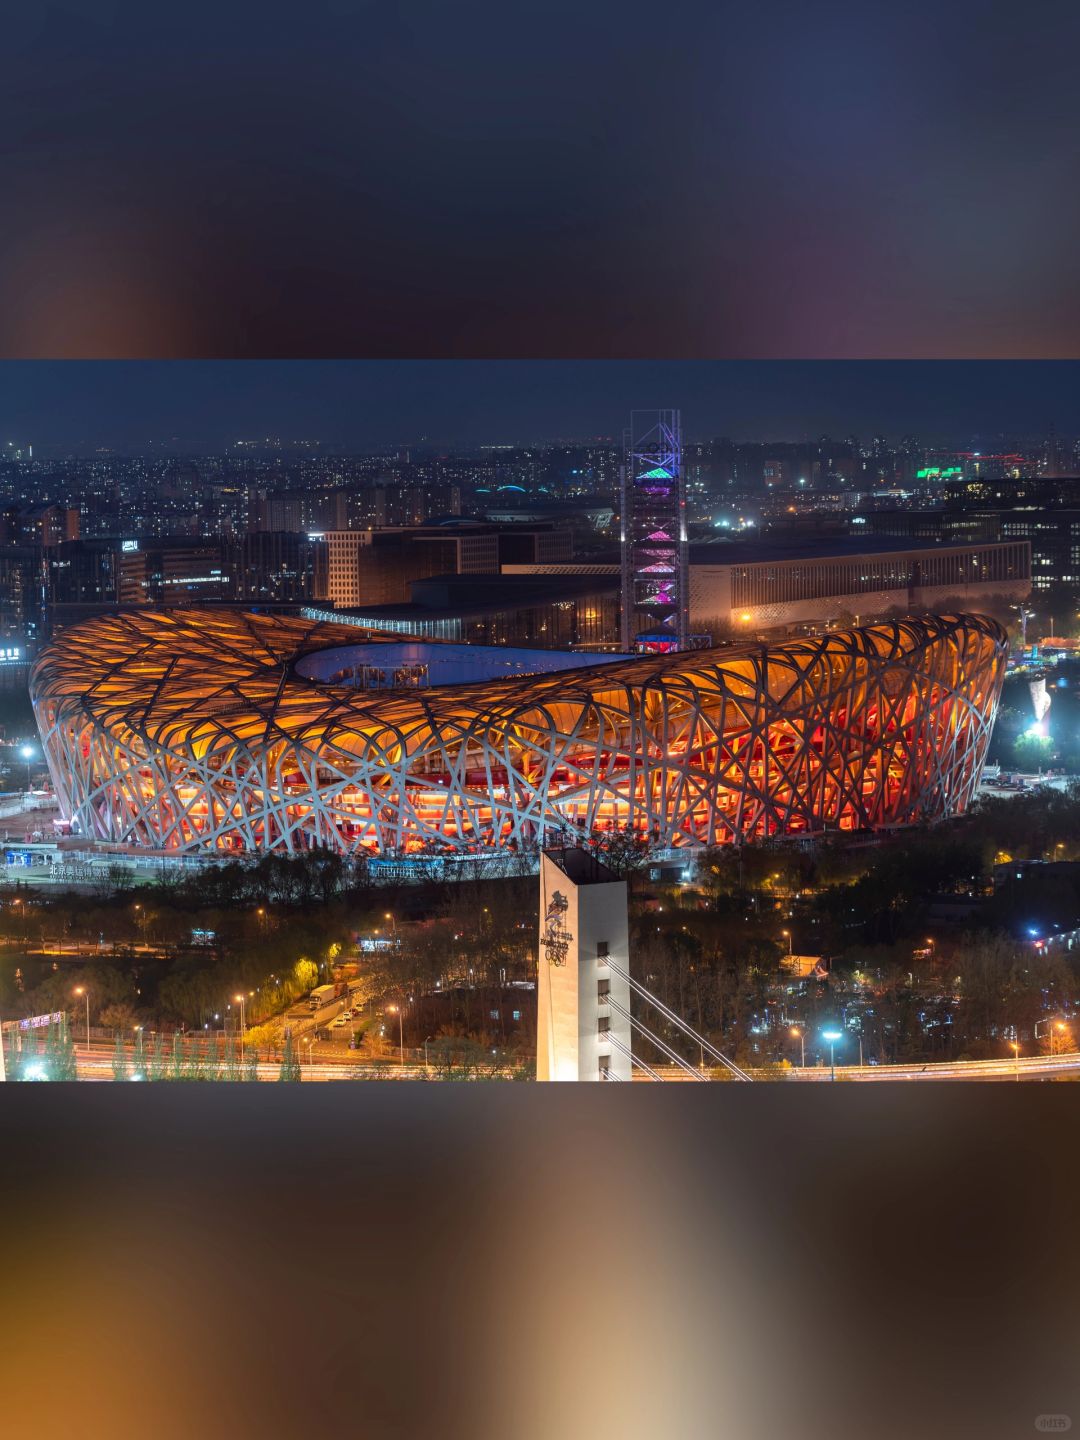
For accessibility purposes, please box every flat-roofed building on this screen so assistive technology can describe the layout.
[313,524,572,610]
[690,538,1030,632]
[304,571,621,650]
[506,536,1031,637]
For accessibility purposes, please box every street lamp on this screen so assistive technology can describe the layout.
[133,901,149,947]
[73,984,91,1054]
[233,992,246,1061]
[19,744,33,792]
[789,1025,805,1068]
[1017,605,1035,649]
[780,929,793,957]
[1010,1040,1020,1082]
[1035,1018,1068,1059]
[386,1003,404,1066]
[822,1029,842,1081]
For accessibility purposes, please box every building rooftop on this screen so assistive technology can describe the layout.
[687,536,1021,565]
[329,570,620,624]
[545,846,619,886]
[528,535,1022,572]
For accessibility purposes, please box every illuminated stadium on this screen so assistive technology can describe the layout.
[30,609,1007,856]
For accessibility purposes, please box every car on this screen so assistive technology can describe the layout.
[340,1009,353,1021]
[331,1014,348,1028]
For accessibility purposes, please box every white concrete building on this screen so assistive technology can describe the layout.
[537,848,631,1082]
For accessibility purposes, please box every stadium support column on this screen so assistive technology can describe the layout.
[620,408,689,653]
[537,848,631,1081]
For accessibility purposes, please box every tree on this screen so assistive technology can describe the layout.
[112,1033,128,1081]
[42,1020,59,1077]
[293,958,319,995]
[426,1030,491,1080]
[1014,731,1052,771]
[279,1030,301,1082]
[130,1028,147,1081]
[148,1032,166,1082]
[223,1034,239,1082]
[1,1027,17,1079]
[17,1031,41,1081]
[242,1042,260,1082]
[584,825,657,880]
[202,1032,220,1082]
[55,1017,77,1082]
[99,1002,138,1035]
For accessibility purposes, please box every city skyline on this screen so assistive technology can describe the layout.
[5,361,1080,454]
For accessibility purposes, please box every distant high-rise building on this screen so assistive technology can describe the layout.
[312,524,567,609]
[317,531,368,607]
[250,487,348,533]
[1044,425,1063,480]
[620,409,688,651]
[0,504,80,547]
[117,538,229,604]
[232,531,323,604]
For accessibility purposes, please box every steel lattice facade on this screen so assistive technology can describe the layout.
[30,609,1007,856]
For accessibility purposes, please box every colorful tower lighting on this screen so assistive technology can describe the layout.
[620,408,689,652]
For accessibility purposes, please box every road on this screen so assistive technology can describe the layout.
[41,1036,1080,1082]
[70,1040,422,1081]
[275,995,370,1055]
[634,1051,1080,1081]
[786,1050,1080,1081]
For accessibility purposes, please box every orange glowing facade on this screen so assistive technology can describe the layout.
[30,609,1007,856]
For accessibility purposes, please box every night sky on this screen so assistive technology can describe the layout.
[3,361,1080,453]
[2,0,1079,359]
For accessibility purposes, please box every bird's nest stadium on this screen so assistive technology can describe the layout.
[29,609,1007,857]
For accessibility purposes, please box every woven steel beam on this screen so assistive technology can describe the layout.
[30,610,1007,857]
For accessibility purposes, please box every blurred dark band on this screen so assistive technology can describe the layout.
[2,0,1079,358]
[1,1088,1077,1439]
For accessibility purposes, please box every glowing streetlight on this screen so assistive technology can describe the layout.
[234,993,246,1060]
[19,744,33,791]
[386,1003,404,1065]
[780,929,793,957]
[73,985,91,1054]
[822,1029,842,1081]
[1035,1018,1069,1059]
[789,1025,805,1068]
[1010,1040,1020,1082]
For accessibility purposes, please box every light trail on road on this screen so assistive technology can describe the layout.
[49,1042,1080,1082]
